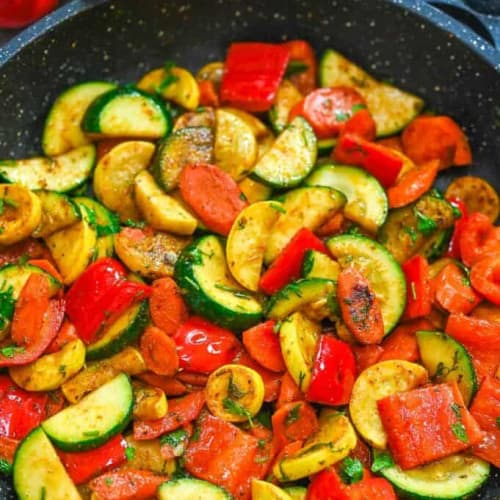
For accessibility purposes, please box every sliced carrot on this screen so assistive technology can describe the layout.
[140,326,179,377]
[10,273,51,346]
[27,259,63,283]
[242,320,286,373]
[45,320,79,354]
[179,163,248,236]
[338,266,384,344]
[387,160,439,208]
[352,344,383,373]
[149,277,188,336]
[459,212,500,267]
[133,390,205,440]
[315,212,346,237]
[89,469,168,500]
[198,80,219,107]
[379,318,433,363]
[377,136,404,153]
[401,115,472,169]
[271,401,319,452]
[136,372,187,397]
[176,371,209,387]
[470,254,500,306]
[277,372,304,407]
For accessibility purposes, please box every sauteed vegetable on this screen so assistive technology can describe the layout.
[0,40,498,500]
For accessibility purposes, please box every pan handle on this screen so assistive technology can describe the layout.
[426,0,500,49]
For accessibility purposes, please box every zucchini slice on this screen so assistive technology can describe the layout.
[302,250,340,281]
[327,235,406,334]
[266,278,336,320]
[378,194,456,264]
[269,79,303,134]
[0,184,41,245]
[93,140,155,222]
[305,164,388,233]
[44,204,97,284]
[174,235,262,331]
[284,486,307,500]
[349,360,428,449]
[215,108,258,180]
[251,116,317,188]
[273,410,356,481]
[151,126,214,192]
[0,263,61,298]
[226,201,282,291]
[42,81,117,156]
[319,49,424,136]
[158,477,232,499]
[374,451,490,500]
[9,339,85,392]
[134,170,197,235]
[416,330,478,405]
[417,227,454,263]
[264,186,346,264]
[0,144,96,193]
[237,176,272,204]
[33,190,81,238]
[279,312,321,391]
[82,86,171,139]
[86,301,149,361]
[42,373,133,451]
[13,427,81,500]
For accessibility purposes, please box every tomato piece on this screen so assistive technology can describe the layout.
[57,434,127,485]
[338,266,384,344]
[333,134,403,188]
[289,87,366,139]
[259,228,329,295]
[459,212,500,267]
[179,163,248,236]
[174,317,240,374]
[282,40,317,95]
[378,382,483,469]
[470,254,500,306]
[306,335,356,406]
[133,390,205,440]
[242,321,286,373]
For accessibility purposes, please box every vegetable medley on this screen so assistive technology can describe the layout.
[0,39,499,500]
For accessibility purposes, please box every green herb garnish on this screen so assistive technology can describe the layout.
[0,345,24,358]
[123,219,146,229]
[371,451,395,472]
[451,422,468,443]
[339,457,364,484]
[125,446,136,461]
[223,397,254,426]
[214,283,252,299]
[285,404,302,426]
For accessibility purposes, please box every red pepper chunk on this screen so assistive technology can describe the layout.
[57,434,127,485]
[403,255,432,319]
[377,382,483,470]
[306,336,356,406]
[220,42,290,112]
[65,258,151,344]
[259,228,329,295]
[0,0,59,29]
[333,134,404,188]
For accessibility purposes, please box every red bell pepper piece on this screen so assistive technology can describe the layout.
[89,469,168,500]
[446,197,468,259]
[288,87,367,139]
[242,320,286,373]
[65,258,151,344]
[0,375,51,439]
[174,317,240,374]
[282,40,317,95]
[403,255,432,319]
[0,0,58,28]
[259,228,329,295]
[133,390,206,440]
[470,376,500,467]
[220,42,290,112]
[57,434,127,485]
[333,134,404,188]
[277,371,304,407]
[306,335,356,406]
[184,412,260,499]
[378,382,483,469]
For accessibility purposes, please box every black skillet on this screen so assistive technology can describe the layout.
[0,0,498,498]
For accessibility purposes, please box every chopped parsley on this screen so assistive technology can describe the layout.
[122,218,146,229]
[0,282,15,331]
[339,457,364,484]
[403,225,418,245]
[371,451,394,472]
[157,61,179,93]
[223,397,254,427]
[161,429,188,448]
[228,375,247,399]
[451,422,468,443]
[0,345,25,358]
[351,103,367,114]
[0,458,12,475]
[104,477,113,486]
[0,197,18,215]
[414,208,438,236]
[125,445,136,461]
[496,417,500,429]
[335,111,350,122]
[270,203,286,214]
[285,403,302,426]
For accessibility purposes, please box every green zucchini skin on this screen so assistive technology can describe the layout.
[41,373,133,452]
[85,300,149,361]
[174,235,262,331]
[416,330,477,405]
[0,264,62,298]
[158,477,233,499]
[81,86,172,138]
